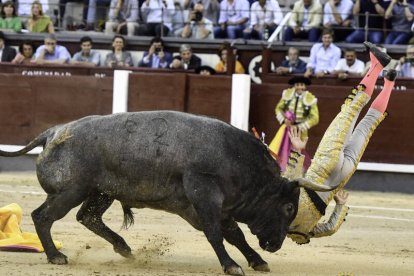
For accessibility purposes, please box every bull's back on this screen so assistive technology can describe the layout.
[36,111,255,201]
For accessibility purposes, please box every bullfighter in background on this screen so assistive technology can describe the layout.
[269,76,319,173]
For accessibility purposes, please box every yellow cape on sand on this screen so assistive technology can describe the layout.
[0,203,62,252]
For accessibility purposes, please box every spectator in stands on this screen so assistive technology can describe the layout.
[33,34,71,64]
[195,65,216,75]
[384,0,414,45]
[105,0,139,37]
[170,1,186,37]
[170,44,202,70]
[345,0,386,44]
[322,0,354,42]
[137,0,176,37]
[275,46,307,75]
[11,41,36,64]
[410,21,414,43]
[214,44,245,74]
[304,28,341,78]
[398,44,414,78]
[27,1,55,33]
[243,0,283,40]
[332,48,365,79]
[138,36,172,68]
[17,0,49,22]
[84,0,112,31]
[181,2,214,39]
[0,30,16,62]
[284,0,323,42]
[214,0,250,39]
[105,35,133,67]
[0,1,22,32]
[71,36,101,66]
[183,0,220,24]
[58,0,88,29]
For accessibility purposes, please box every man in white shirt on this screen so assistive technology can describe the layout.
[137,0,176,37]
[323,0,353,42]
[214,0,250,39]
[304,28,341,78]
[244,0,283,40]
[333,49,365,79]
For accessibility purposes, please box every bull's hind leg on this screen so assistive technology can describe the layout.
[32,192,86,264]
[76,194,133,258]
[221,218,270,272]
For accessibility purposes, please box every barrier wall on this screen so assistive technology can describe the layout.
[0,72,412,164]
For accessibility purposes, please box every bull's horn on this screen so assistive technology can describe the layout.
[297,178,339,192]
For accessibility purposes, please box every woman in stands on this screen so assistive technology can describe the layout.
[214,44,245,74]
[11,41,36,65]
[26,1,54,33]
[0,1,22,32]
[104,35,133,67]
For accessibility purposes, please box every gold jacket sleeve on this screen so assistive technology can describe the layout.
[283,150,305,180]
[311,204,349,238]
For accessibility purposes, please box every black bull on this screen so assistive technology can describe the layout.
[0,111,334,275]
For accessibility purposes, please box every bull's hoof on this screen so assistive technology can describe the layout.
[114,245,133,258]
[224,265,245,276]
[48,252,68,265]
[252,262,270,272]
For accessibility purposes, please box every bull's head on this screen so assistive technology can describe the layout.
[248,177,300,252]
[248,176,339,252]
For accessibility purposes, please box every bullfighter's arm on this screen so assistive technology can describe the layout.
[310,190,349,238]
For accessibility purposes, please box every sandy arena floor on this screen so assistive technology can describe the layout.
[0,172,413,276]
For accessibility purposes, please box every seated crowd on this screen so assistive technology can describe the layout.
[1,29,414,78]
[0,0,414,44]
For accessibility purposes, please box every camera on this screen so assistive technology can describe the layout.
[154,47,162,55]
[193,11,203,22]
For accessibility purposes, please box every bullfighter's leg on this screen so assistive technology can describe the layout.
[338,69,396,189]
[304,91,370,188]
[303,42,391,189]
[221,218,270,272]
[183,171,244,276]
[76,193,133,258]
[32,192,87,264]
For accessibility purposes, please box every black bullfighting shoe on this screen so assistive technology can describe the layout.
[384,69,397,81]
[363,41,392,67]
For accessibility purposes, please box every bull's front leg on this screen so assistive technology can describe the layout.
[183,172,244,276]
[222,218,270,272]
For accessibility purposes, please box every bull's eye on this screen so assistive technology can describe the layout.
[283,203,295,217]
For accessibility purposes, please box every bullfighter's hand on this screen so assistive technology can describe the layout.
[334,190,349,205]
[288,127,308,152]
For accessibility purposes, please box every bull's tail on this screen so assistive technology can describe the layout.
[0,130,50,157]
[121,204,135,230]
